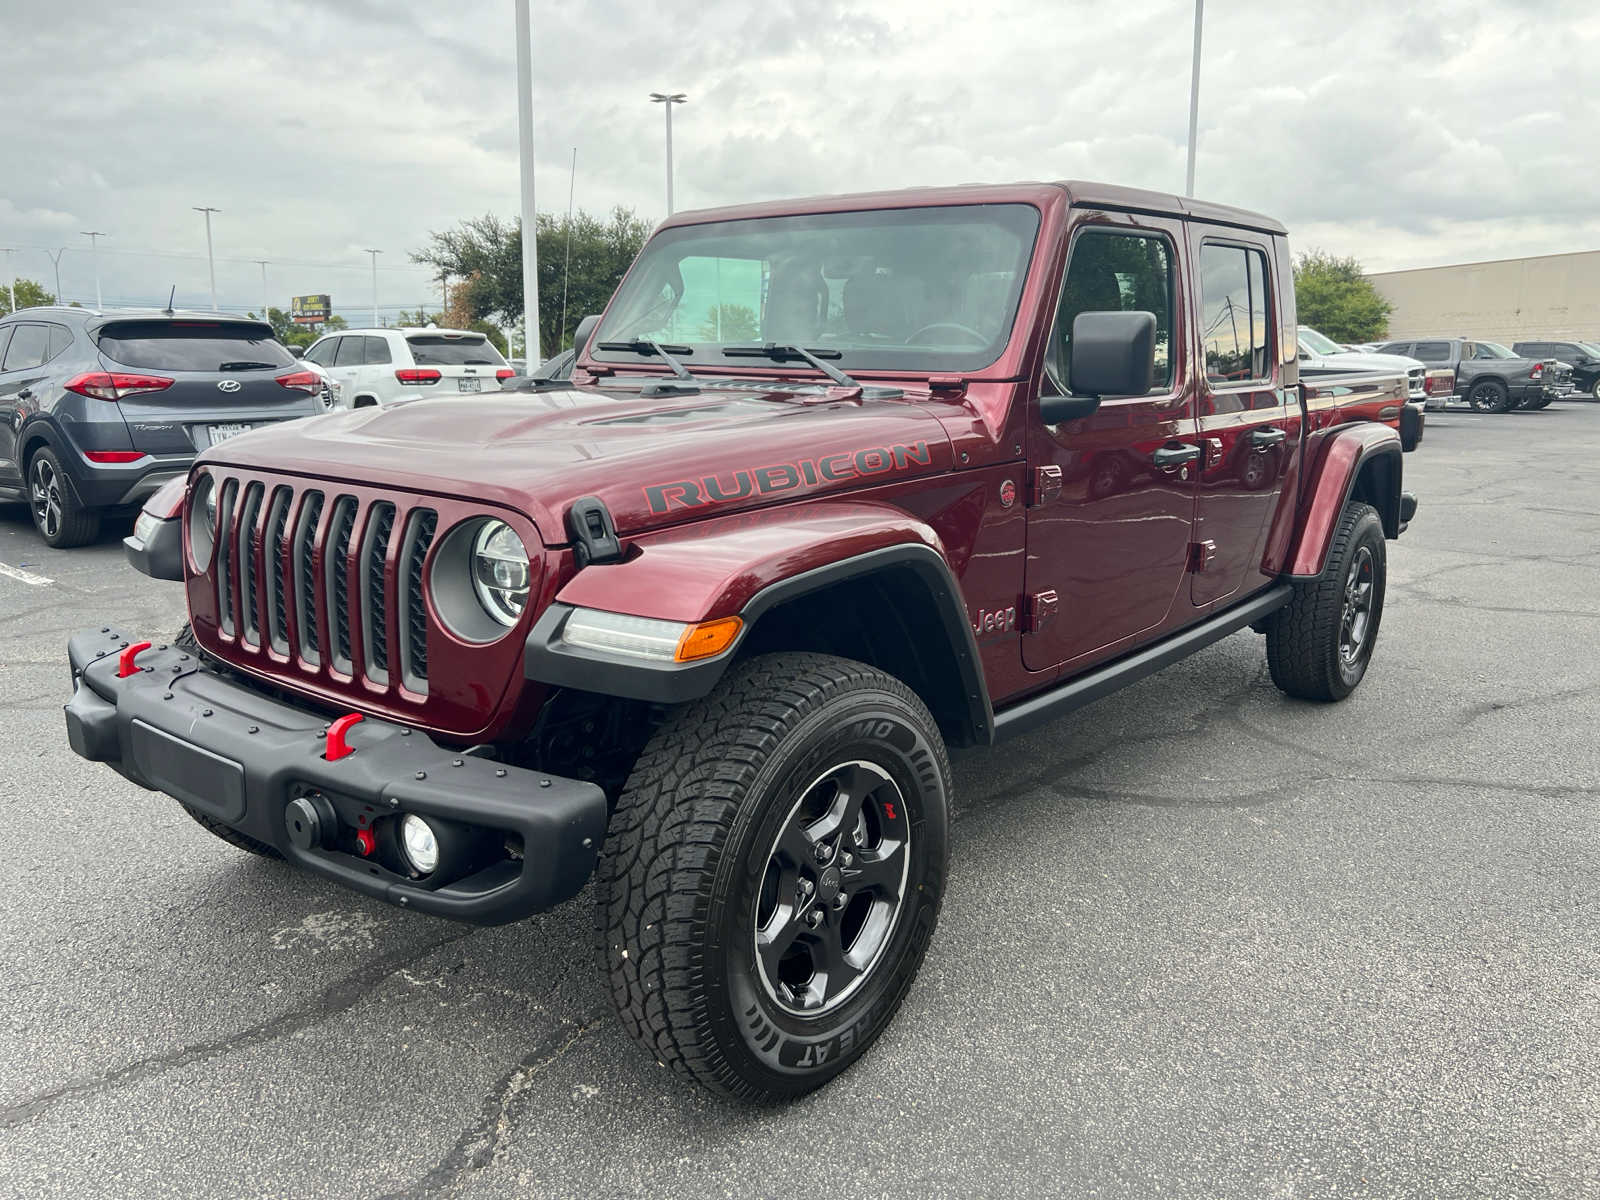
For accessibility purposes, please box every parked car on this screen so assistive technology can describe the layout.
[1296,325,1426,449]
[298,358,341,410]
[70,180,1415,1102]
[0,306,324,548]
[300,327,514,408]
[1512,339,1600,401]
[1376,337,1571,412]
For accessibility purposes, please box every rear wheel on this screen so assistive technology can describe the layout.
[28,447,101,548]
[598,652,950,1100]
[1266,502,1386,702]
[1591,378,1600,402]
[1465,379,1511,413]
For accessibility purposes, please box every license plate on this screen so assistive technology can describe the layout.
[457,377,481,393]
[210,423,252,445]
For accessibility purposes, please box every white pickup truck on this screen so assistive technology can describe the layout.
[1297,326,1427,450]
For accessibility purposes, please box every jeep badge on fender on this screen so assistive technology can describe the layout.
[68,181,1416,1102]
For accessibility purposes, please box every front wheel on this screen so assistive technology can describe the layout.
[1266,502,1386,702]
[597,652,951,1101]
[1591,378,1600,402]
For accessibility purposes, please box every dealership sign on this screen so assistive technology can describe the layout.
[291,294,331,325]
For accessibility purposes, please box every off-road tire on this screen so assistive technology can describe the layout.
[1465,378,1511,413]
[170,622,282,860]
[1266,502,1386,702]
[28,446,101,548]
[598,652,951,1101]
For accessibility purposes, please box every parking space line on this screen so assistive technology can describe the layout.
[0,561,54,587]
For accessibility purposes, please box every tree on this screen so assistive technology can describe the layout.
[1294,252,1392,343]
[698,304,759,342]
[412,206,651,358]
[1,278,57,317]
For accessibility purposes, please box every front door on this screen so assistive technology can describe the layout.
[1189,236,1300,607]
[1023,219,1200,673]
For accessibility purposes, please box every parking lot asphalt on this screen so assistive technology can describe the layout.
[2,403,1599,1199]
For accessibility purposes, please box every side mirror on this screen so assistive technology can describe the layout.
[1040,310,1156,424]
[571,314,601,357]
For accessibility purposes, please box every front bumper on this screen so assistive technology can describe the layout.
[64,630,607,925]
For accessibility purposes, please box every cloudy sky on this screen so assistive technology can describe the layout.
[4,0,1597,319]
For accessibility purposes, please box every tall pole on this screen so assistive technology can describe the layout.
[46,247,66,303]
[2,249,15,314]
[82,231,107,310]
[515,0,541,362]
[193,208,220,310]
[559,146,576,348]
[650,93,687,215]
[363,249,382,326]
[255,260,269,322]
[1184,0,1203,197]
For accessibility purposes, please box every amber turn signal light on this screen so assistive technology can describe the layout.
[674,616,742,663]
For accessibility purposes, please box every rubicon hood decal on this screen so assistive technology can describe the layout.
[645,441,933,515]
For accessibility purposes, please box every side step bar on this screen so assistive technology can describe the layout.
[992,583,1294,742]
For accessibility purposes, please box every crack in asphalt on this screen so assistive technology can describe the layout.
[0,928,479,1130]
[375,1012,607,1200]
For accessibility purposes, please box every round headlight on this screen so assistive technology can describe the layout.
[188,472,216,567]
[471,520,530,627]
[400,814,440,876]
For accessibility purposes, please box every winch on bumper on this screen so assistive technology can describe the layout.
[63,629,607,924]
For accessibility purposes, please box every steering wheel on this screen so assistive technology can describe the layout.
[907,322,988,347]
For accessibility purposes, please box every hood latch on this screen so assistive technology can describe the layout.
[567,496,624,567]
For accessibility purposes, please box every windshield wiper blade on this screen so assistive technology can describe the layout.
[595,339,697,380]
[218,360,277,370]
[721,343,858,389]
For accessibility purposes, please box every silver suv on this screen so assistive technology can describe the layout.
[301,327,512,408]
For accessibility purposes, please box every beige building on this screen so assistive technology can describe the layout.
[1367,250,1600,345]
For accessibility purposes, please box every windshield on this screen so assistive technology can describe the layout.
[1578,343,1600,358]
[1474,341,1518,359]
[1298,327,1344,356]
[592,204,1042,374]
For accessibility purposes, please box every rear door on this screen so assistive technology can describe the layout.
[1023,217,1199,673]
[1189,234,1300,607]
[95,319,319,455]
[405,333,506,396]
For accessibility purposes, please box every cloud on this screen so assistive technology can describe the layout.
[1,0,1595,314]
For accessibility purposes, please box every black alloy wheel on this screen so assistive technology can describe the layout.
[753,759,912,1015]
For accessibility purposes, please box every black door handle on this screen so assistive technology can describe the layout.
[1251,426,1287,448]
[1152,443,1202,469]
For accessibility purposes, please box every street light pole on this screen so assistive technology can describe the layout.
[81,231,107,310]
[363,249,382,326]
[254,260,269,322]
[1184,0,1204,196]
[514,0,541,362]
[193,208,220,310]
[649,92,687,215]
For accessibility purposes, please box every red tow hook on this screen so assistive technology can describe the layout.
[325,712,364,761]
[117,641,153,678]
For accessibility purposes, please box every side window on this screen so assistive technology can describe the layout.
[333,337,366,367]
[1412,342,1449,362]
[1380,343,1410,357]
[2,324,50,371]
[0,326,13,368]
[46,324,73,362]
[1199,243,1272,385]
[364,336,392,365]
[1050,228,1174,391]
[303,338,336,367]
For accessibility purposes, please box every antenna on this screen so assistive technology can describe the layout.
[559,146,577,349]
[163,285,176,316]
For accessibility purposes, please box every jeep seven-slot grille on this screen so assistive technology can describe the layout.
[209,477,438,693]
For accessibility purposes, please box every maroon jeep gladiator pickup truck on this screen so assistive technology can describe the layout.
[67,181,1416,1101]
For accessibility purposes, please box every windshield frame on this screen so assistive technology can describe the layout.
[588,202,1046,378]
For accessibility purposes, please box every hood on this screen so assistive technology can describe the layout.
[200,381,957,544]
[1305,350,1423,372]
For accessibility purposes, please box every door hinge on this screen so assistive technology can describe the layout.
[1186,540,1217,573]
[1029,465,1062,507]
[1023,589,1059,632]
